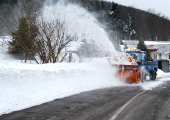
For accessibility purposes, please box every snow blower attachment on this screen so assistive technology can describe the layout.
[106,53,142,83]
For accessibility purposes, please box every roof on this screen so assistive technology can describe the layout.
[154,44,170,54]
[145,41,170,45]
[146,45,158,51]
[122,40,170,53]
[122,40,170,45]
[128,45,137,49]
[125,45,158,51]
[122,40,139,45]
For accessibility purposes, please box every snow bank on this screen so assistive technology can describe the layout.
[1,57,170,116]
[0,58,124,115]
[139,69,170,90]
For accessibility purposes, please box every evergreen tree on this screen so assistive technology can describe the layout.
[8,17,38,61]
[101,0,105,10]
[137,38,151,59]
[94,0,100,11]
[117,19,126,39]
[108,2,121,30]
[108,2,125,41]
[87,0,94,11]
[0,0,17,4]
[137,38,147,51]
[127,13,136,40]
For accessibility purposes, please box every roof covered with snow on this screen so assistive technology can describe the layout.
[122,40,170,45]
[122,40,139,45]
[155,44,170,54]
[122,40,170,53]
[147,45,158,51]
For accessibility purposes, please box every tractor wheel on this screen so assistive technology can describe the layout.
[135,70,142,83]
[141,72,146,83]
[149,70,156,80]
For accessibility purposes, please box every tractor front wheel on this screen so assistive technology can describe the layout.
[141,72,146,83]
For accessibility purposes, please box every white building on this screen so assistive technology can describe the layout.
[122,40,170,62]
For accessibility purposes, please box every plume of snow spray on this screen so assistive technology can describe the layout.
[41,0,117,55]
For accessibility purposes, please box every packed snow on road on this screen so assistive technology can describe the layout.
[1,0,170,116]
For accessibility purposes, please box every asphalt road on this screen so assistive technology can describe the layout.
[1,80,170,120]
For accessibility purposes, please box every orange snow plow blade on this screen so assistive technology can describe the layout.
[116,65,142,83]
[106,53,142,83]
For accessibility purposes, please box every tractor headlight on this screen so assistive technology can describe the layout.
[142,62,144,65]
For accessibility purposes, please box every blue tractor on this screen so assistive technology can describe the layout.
[126,51,158,82]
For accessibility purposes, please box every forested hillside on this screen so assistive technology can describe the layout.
[0,0,45,35]
[70,0,170,42]
[0,0,170,43]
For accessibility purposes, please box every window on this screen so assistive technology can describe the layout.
[159,54,162,59]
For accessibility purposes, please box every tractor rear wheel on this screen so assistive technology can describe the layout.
[149,70,156,80]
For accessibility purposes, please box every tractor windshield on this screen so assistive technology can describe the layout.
[127,52,139,60]
[126,51,146,61]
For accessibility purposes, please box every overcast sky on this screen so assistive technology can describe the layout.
[104,0,170,19]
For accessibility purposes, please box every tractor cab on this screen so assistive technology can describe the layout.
[126,51,146,62]
[126,50,158,81]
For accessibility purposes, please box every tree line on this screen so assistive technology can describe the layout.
[1,0,170,41]
[67,0,170,42]
[0,0,45,34]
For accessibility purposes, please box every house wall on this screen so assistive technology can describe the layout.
[150,51,157,60]
[157,53,170,61]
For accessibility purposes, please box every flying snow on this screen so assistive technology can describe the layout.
[41,1,117,54]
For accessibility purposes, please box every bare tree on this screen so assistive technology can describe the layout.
[35,17,78,63]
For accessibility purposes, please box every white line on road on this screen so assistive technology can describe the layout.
[109,91,146,120]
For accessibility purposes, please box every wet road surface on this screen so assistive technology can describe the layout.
[1,81,170,120]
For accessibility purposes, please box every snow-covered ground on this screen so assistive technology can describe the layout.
[1,52,170,116]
